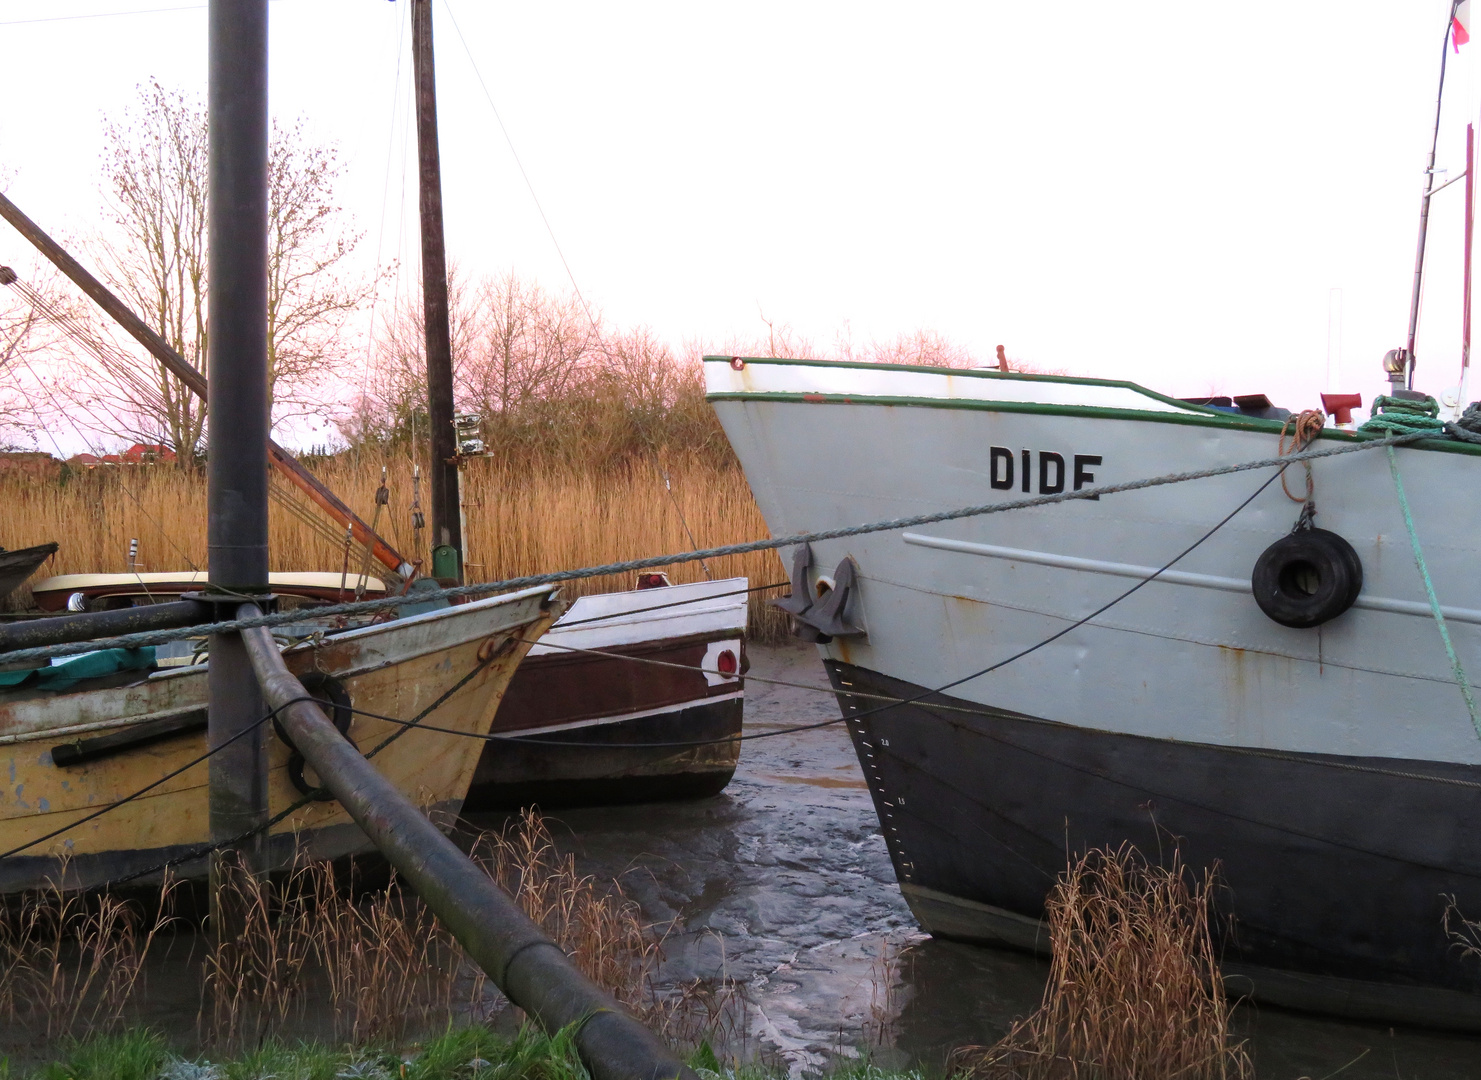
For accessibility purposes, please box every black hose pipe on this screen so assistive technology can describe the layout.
[0,600,209,657]
[236,607,696,1080]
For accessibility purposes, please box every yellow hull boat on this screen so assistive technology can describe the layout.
[0,586,558,893]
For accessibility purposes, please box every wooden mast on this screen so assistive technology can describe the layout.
[411,0,463,584]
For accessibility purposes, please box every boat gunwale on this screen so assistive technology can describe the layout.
[0,586,559,745]
[703,356,1481,456]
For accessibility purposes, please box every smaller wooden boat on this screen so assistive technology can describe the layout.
[30,570,386,612]
[0,585,557,894]
[463,576,749,810]
[0,543,58,603]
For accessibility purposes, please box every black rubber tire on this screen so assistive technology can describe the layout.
[272,670,353,747]
[274,672,354,800]
[1251,528,1363,629]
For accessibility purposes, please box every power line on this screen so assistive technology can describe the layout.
[438,0,599,333]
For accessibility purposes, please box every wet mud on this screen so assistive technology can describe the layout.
[470,643,1481,1078]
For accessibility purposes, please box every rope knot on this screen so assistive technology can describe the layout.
[1278,409,1326,506]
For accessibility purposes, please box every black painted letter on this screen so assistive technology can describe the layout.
[1021,449,1031,493]
[1074,454,1102,500]
[989,446,1014,490]
[1039,451,1065,494]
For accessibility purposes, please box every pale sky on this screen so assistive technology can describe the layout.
[1,1,1476,449]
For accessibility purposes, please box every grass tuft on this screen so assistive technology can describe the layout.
[33,1029,169,1080]
[954,844,1251,1080]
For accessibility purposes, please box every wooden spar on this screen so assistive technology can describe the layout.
[239,605,696,1080]
[412,0,464,584]
[0,189,415,579]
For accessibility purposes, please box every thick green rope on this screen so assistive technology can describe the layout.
[1359,394,1446,436]
[1385,444,1481,739]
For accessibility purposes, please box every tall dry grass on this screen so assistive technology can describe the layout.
[0,812,729,1051]
[0,861,178,1040]
[955,845,1252,1080]
[0,455,790,637]
[204,850,480,1047]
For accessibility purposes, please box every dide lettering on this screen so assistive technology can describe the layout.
[988,448,1102,498]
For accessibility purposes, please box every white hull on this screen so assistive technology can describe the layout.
[709,360,1481,764]
[707,356,1481,1021]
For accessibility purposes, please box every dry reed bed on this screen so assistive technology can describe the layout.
[0,811,717,1051]
[956,845,1252,1080]
[0,456,790,637]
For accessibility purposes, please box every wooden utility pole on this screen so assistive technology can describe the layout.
[411,0,463,584]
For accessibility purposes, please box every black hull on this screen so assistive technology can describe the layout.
[826,660,1481,1030]
[0,542,57,601]
[462,695,742,811]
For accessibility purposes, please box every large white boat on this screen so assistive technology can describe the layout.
[707,354,1481,1029]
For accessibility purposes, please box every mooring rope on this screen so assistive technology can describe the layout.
[0,430,1437,667]
[1359,393,1447,436]
[7,464,1285,872]
[1385,445,1481,738]
[311,467,1295,753]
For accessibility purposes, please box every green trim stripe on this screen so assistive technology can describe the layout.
[702,358,1481,457]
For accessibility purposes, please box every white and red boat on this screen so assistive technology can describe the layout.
[463,575,749,809]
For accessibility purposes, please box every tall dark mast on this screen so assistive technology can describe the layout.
[206,0,271,873]
[411,0,462,583]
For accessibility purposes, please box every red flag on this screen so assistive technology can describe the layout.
[1456,0,1471,50]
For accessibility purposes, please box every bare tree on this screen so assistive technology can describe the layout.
[343,270,602,454]
[0,250,94,451]
[461,272,601,422]
[266,116,375,420]
[348,263,481,446]
[93,79,208,463]
[75,81,369,463]
[0,276,44,445]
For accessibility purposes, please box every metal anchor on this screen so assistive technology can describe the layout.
[769,544,865,643]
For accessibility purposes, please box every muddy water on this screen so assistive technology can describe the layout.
[468,643,1481,1078]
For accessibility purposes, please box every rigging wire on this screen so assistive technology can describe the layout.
[354,5,410,431]
[333,468,1290,751]
[438,0,598,331]
[432,1,716,577]
[0,705,283,861]
[15,456,1481,885]
[4,273,201,571]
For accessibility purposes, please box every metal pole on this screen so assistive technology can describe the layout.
[1464,122,1474,380]
[412,0,464,583]
[1405,0,1461,388]
[206,0,271,876]
[238,611,695,1080]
